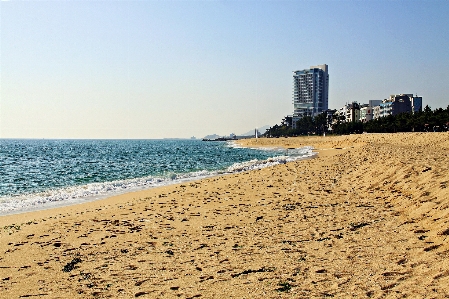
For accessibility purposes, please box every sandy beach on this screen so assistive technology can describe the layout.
[1,132,449,298]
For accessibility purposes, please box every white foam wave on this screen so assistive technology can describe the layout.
[0,171,213,215]
[225,146,315,172]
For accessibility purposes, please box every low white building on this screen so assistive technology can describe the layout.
[360,100,381,122]
[345,102,360,122]
[373,105,381,119]
[360,105,373,122]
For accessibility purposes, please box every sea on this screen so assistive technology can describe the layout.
[0,139,314,215]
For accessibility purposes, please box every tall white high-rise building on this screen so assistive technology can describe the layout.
[292,64,329,128]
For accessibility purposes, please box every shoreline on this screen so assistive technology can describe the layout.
[1,132,449,298]
[0,144,314,222]
[0,144,314,218]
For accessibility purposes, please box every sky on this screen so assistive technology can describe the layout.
[1,0,448,139]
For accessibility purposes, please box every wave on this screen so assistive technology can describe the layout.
[0,146,315,215]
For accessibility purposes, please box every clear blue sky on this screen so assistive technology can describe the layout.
[1,0,448,139]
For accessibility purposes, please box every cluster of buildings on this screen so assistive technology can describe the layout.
[329,94,423,125]
[291,64,423,129]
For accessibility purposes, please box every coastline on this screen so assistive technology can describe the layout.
[0,143,314,217]
[0,140,312,216]
[1,132,449,298]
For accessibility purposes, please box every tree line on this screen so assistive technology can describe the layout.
[264,105,449,137]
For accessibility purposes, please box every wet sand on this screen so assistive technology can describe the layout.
[1,132,449,298]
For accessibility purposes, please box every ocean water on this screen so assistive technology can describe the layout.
[0,139,314,215]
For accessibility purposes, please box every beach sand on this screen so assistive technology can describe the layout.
[1,132,449,298]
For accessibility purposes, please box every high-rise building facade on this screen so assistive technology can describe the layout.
[292,64,329,128]
[412,95,423,113]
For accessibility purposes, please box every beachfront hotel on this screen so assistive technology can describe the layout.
[292,64,329,129]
